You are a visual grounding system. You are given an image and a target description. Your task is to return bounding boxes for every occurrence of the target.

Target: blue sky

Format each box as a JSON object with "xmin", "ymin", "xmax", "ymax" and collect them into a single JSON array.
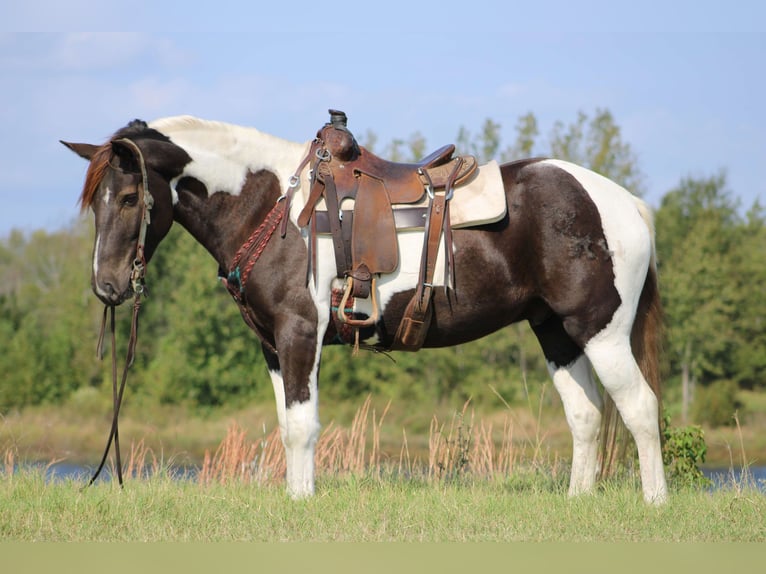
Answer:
[{"xmin": 2, "ymin": 1, "xmax": 764, "ymax": 236}]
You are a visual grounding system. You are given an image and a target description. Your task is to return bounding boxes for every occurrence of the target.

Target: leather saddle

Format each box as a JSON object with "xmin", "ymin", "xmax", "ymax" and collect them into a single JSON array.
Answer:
[{"xmin": 296, "ymin": 110, "xmax": 477, "ymax": 350}]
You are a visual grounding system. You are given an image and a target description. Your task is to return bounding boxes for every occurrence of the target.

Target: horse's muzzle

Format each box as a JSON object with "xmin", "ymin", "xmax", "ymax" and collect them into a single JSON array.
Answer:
[{"xmin": 93, "ymin": 277, "xmax": 133, "ymax": 306}]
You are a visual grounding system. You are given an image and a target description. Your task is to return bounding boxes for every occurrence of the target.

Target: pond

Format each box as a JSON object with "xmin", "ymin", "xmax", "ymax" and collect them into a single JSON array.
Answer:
[
  {"xmin": 702, "ymin": 465, "xmax": 766, "ymax": 491},
  {"xmin": 20, "ymin": 462, "xmax": 766, "ymax": 492}
]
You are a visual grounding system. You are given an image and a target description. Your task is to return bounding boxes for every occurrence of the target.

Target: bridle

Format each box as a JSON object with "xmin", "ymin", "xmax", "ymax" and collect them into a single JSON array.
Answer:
[{"xmin": 85, "ymin": 138, "xmax": 153, "ymax": 488}]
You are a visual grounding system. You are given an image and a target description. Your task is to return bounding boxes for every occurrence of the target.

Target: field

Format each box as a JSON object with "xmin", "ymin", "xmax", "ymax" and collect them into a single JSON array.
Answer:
[
  {"xmin": 2, "ymin": 396, "xmax": 765, "ymax": 542},
  {"xmin": 2, "ymin": 465, "xmax": 765, "ymax": 542}
]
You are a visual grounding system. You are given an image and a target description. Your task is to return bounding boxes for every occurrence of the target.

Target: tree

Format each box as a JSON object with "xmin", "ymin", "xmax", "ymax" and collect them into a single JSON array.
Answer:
[
  {"xmin": 729, "ymin": 203, "xmax": 766, "ymax": 390},
  {"xmin": 502, "ymin": 112, "xmax": 539, "ymax": 161},
  {"xmin": 135, "ymin": 225, "xmax": 269, "ymax": 408},
  {"xmin": 455, "ymin": 119, "xmax": 502, "ymax": 163},
  {"xmin": 0, "ymin": 223, "xmax": 103, "ymax": 411},
  {"xmin": 549, "ymin": 108, "xmax": 645, "ymax": 195},
  {"xmin": 655, "ymin": 173, "xmax": 744, "ymax": 422}
]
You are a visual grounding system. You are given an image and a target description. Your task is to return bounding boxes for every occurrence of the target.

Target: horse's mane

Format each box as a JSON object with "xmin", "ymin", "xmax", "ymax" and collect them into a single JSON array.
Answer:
[
  {"xmin": 149, "ymin": 115, "xmax": 221, "ymax": 133},
  {"xmin": 78, "ymin": 116, "xmax": 301, "ymax": 211}
]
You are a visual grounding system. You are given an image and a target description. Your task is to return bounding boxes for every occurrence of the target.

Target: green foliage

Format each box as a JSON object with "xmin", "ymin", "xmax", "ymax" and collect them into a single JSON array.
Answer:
[
  {"xmin": 455, "ymin": 119, "xmax": 502, "ymax": 163},
  {"xmin": 505, "ymin": 112, "xmax": 539, "ymax": 159},
  {"xmin": 690, "ymin": 380, "xmax": 742, "ymax": 428},
  {"xmin": 661, "ymin": 416, "xmax": 711, "ymax": 488},
  {"xmin": 0, "ymin": 224, "xmax": 103, "ymax": 411},
  {"xmin": 133, "ymin": 225, "xmax": 269, "ymax": 408},
  {"xmin": 549, "ymin": 108, "xmax": 646, "ymax": 195},
  {"xmin": 656, "ymin": 173, "xmax": 765, "ymax": 409}
]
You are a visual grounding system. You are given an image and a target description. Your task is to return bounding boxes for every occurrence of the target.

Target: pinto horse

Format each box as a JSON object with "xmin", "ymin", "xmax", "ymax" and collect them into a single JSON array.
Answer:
[{"xmin": 62, "ymin": 115, "xmax": 668, "ymax": 503}]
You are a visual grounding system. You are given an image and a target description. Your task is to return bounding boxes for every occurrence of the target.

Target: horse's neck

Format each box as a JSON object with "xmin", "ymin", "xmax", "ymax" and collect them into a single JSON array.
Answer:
[
  {"xmin": 155, "ymin": 118, "xmax": 310, "ymax": 266},
  {"xmin": 152, "ymin": 118, "xmax": 309, "ymax": 201}
]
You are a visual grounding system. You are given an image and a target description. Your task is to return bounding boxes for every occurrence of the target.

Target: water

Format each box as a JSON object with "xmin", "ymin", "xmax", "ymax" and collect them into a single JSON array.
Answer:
[
  {"xmin": 24, "ymin": 461, "xmax": 197, "ymax": 483},
  {"xmin": 702, "ymin": 465, "xmax": 766, "ymax": 491},
  {"xmin": 19, "ymin": 462, "xmax": 766, "ymax": 492}
]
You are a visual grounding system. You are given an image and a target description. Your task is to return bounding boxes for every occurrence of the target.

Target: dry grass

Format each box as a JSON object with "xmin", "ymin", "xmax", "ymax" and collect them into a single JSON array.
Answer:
[{"xmin": 195, "ymin": 396, "xmax": 530, "ymax": 486}]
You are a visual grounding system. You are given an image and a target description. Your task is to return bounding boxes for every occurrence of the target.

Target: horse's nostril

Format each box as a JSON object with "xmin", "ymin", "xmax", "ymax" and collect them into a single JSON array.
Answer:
[
  {"xmin": 94, "ymin": 279, "xmax": 124, "ymax": 305},
  {"xmin": 103, "ymin": 281, "xmax": 116, "ymax": 297}
]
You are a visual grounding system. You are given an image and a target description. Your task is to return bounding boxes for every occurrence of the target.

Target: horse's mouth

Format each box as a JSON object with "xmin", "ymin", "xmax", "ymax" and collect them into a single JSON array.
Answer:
[{"xmin": 93, "ymin": 283, "xmax": 134, "ymax": 307}]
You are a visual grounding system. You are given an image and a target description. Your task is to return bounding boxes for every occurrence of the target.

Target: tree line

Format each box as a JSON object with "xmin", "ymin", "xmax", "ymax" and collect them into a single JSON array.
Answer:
[{"xmin": 1, "ymin": 109, "xmax": 763, "ymax": 426}]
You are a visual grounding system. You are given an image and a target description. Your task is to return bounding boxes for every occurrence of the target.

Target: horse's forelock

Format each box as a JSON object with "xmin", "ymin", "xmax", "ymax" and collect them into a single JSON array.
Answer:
[
  {"xmin": 79, "ymin": 143, "xmax": 113, "ymax": 212},
  {"xmin": 79, "ymin": 120, "xmax": 155, "ymax": 212}
]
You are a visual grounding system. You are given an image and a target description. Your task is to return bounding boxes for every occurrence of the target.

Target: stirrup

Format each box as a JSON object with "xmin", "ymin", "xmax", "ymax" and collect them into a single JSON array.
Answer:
[{"xmin": 337, "ymin": 276, "xmax": 379, "ymax": 327}]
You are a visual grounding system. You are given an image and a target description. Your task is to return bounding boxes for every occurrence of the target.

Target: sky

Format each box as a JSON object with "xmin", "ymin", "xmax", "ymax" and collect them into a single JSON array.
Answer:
[{"xmin": 2, "ymin": 1, "xmax": 765, "ymax": 237}]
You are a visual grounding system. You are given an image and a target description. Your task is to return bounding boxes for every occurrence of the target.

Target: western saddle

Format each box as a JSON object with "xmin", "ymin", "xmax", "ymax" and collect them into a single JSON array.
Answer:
[{"xmin": 294, "ymin": 110, "xmax": 477, "ymax": 351}]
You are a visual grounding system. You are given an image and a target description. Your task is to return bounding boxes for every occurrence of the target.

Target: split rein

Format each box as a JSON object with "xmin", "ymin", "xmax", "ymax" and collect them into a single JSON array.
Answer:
[
  {"xmin": 84, "ymin": 138, "xmax": 151, "ymax": 489},
  {"xmin": 87, "ymin": 298, "xmax": 142, "ymax": 488}
]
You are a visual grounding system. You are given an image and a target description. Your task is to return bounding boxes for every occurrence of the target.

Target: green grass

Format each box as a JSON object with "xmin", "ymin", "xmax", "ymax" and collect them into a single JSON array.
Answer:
[
  {"xmin": 2, "ymin": 468, "xmax": 764, "ymax": 542},
  {"xmin": 3, "ymin": 393, "xmax": 765, "ymax": 543}
]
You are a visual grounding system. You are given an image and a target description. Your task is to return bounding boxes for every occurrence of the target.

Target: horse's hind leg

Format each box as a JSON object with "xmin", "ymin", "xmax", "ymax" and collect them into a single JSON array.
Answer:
[
  {"xmin": 532, "ymin": 318, "xmax": 602, "ymax": 496},
  {"xmin": 546, "ymin": 355, "xmax": 603, "ymax": 495},
  {"xmin": 584, "ymin": 332, "xmax": 667, "ymax": 504}
]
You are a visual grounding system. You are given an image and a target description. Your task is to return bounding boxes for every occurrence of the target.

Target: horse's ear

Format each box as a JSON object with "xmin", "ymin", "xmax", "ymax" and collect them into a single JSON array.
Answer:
[
  {"xmin": 61, "ymin": 141, "xmax": 99, "ymax": 161},
  {"xmin": 109, "ymin": 139, "xmax": 141, "ymax": 172}
]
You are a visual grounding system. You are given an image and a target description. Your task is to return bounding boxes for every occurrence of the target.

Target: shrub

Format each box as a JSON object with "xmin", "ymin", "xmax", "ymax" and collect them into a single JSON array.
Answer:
[{"xmin": 661, "ymin": 415, "xmax": 711, "ymax": 488}]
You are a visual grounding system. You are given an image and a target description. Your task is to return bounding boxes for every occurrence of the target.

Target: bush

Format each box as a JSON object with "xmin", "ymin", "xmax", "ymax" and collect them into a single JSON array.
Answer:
[{"xmin": 661, "ymin": 415, "xmax": 711, "ymax": 488}]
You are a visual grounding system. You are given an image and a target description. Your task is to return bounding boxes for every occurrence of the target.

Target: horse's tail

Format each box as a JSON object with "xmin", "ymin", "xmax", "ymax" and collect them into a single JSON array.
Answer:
[{"xmin": 600, "ymin": 198, "xmax": 664, "ymax": 477}]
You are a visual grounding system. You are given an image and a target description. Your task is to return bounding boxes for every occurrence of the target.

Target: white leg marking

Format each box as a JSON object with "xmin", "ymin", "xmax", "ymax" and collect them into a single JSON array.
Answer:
[
  {"xmin": 268, "ymin": 369, "xmax": 287, "ymax": 437},
  {"xmin": 585, "ymin": 332, "xmax": 668, "ymax": 504},
  {"xmin": 269, "ymin": 361, "xmax": 322, "ymax": 499},
  {"xmin": 283, "ymin": 398, "xmax": 320, "ymax": 499},
  {"xmin": 548, "ymin": 355, "xmax": 603, "ymax": 496},
  {"xmin": 269, "ymin": 367, "xmax": 321, "ymax": 499}
]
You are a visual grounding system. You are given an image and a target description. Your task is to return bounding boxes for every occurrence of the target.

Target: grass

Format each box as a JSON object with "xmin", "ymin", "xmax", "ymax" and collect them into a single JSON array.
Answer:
[
  {"xmin": 2, "ymin": 396, "xmax": 765, "ymax": 542},
  {"xmin": 2, "ymin": 467, "xmax": 764, "ymax": 541}
]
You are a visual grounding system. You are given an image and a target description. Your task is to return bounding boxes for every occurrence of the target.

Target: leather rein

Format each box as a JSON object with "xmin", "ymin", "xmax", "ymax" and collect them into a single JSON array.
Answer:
[{"xmin": 85, "ymin": 138, "xmax": 152, "ymax": 488}]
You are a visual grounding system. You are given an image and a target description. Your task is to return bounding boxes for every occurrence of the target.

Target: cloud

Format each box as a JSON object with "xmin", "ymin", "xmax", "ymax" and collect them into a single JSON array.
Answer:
[
  {"xmin": 52, "ymin": 33, "xmax": 147, "ymax": 71},
  {"xmin": 0, "ymin": 33, "xmax": 193, "ymax": 74}
]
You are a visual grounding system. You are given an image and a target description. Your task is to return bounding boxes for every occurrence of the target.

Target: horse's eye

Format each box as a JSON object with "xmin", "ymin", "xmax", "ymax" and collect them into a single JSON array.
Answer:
[{"xmin": 121, "ymin": 193, "xmax": 139, "ymax": 207}]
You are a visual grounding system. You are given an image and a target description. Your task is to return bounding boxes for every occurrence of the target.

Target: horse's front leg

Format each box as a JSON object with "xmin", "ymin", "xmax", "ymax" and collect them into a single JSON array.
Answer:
[{"xmin": 262, "ymin": 317, "xmax": 323, "ymax": 499}]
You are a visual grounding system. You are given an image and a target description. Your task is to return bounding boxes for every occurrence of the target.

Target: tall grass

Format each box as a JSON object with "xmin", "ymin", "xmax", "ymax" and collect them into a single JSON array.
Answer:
[{"xmin": 195, "ymin": 396, "xmax": 537, "ymax": 486}]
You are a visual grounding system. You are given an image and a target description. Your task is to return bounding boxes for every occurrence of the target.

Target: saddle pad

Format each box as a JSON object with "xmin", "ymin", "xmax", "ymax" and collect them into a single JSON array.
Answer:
[{"xmin": 296, "ymin": 158, "xmax": 506, "ymax": 230}]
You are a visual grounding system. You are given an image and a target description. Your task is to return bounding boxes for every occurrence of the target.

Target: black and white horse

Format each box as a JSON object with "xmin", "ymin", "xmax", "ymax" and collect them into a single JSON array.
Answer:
[{"xmin": 63, "ymin": 115, "xmax": 667, "ymax": 503}]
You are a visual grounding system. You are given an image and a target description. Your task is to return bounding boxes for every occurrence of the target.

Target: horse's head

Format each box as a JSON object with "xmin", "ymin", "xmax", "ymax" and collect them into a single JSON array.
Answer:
[{"xmin": 62, "ymin": 120, "xmax": 189, "ymax": 305}]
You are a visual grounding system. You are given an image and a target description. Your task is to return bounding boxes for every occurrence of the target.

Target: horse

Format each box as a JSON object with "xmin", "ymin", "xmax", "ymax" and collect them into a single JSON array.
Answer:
[{"xmin": 61, "ymin": 114, "xmax": 668, "ymax": 503}]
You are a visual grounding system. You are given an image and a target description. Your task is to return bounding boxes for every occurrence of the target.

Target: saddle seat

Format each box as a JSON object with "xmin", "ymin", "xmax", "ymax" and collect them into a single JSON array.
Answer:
[{"xmin": 348, "ymin": 143, "xmax": 476, "ymax": 204}]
